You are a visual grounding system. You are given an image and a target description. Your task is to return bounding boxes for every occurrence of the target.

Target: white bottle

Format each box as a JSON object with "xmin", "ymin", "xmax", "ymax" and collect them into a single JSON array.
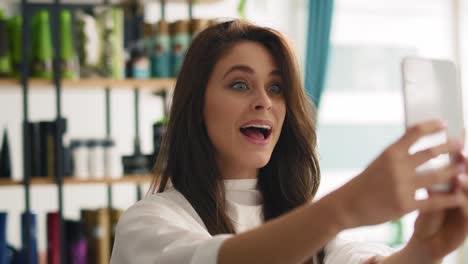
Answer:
[
  {"xmin": 103, "ymin": 138, "xmax": 122, "ymax": 179},
  {"xmin": 70, "ymin": 140, "xmax": 89, "ymax": 179},
  {"xmin": 88, "ymin": 139, "xmax": 105, "ymax": 179}
]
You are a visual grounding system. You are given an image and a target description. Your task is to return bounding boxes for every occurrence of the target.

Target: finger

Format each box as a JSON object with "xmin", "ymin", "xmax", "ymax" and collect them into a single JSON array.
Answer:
[
  {"xmin": 414, "ymin": 191, "xmax": 464, "ymax": 213},
  {"xmin": 398, "ymin": 119, "xmax": 446, "ymax": 149},
  {"xmin": 411, "ymin": 139, "xmax": 463, "ymax": 167},
  {"xmin": 460, "ymin": 153, "xmax": 468, "ymax": 175},
  {"xmin": 413, "ymin": 163, "xmax": 465, "ymax": 189},
  {"xmin": 457, "ymin": 174, "xmax": 468, "ymax": 192},
  {"xmin": 413, "ymin": 210, "xmax": 444, "ymax": 239},
  {"xmin": 455, "ymin": 175, "xmax": 468, "ymax": 217},
  {"xmin": 452, "ymin": 151, "xmax": 465, "ymax": 164}
]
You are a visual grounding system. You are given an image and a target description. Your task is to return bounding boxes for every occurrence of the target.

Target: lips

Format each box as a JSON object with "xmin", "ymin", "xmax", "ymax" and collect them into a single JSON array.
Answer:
[{"xmin": 240, "ymin": 120, "xmax": 273, "ymax": 145}]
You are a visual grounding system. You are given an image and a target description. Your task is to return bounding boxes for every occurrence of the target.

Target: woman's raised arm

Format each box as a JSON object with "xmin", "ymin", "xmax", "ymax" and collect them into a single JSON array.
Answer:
[{"xmin": 219, "ymin": 119, "xmax": 466, "ymax": 264}]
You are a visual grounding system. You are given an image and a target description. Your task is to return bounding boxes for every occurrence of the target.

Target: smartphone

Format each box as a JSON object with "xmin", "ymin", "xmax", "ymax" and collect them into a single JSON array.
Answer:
[{"xmin": 401, "ymin": 57, "xmax": 465, "ymax": 191}]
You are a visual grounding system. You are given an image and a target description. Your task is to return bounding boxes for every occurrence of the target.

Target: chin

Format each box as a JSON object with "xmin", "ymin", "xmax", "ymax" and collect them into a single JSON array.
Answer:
[{"xmin": 241, "ymin": 153, "xmax": 272, "ymax": 169}]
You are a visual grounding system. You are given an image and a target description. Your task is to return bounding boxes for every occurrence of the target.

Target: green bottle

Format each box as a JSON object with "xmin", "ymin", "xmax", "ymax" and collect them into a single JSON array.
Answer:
[
  {"xmin": 388, "ymin": 218, "xmax": 403, "ymax": 247},
  {"xmin": 32, "ymin": 10, "xmax": 53, "ymax": 79},
  {"xmin": 7, "ymin": 15, "xmax": 21, "ymax": 77},
  {"xmin": 31, "ymin": 12, "xmax": 39, "ymax": 71},
  {"xmin": 60, "ymin": 10, "xmax": 77, "ymax": 79},
  {"xmin": 98, "ymin": 7, "xmax": 124, "ymax": 78},
  {"xmin": 0, "ymin": 9, "xmax": 12, "ymax": 77}
]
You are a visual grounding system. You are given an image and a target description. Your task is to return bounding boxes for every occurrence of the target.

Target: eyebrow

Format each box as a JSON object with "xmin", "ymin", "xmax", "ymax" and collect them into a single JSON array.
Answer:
[{"xmin": 223, "ymin": 64, "xmax": 281, "ymax": 79}]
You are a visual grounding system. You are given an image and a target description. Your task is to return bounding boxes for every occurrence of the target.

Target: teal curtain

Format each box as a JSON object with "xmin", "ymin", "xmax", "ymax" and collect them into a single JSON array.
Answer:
[{"xmin": 305, "ymin": 0, "xmax": 334, "ymax": 108}]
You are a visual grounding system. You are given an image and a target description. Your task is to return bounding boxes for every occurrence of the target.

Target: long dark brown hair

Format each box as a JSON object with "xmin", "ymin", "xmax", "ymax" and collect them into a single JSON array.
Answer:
[{"xmin": 150, "ymin": 19, "xmax": 322, "ymax": 262}]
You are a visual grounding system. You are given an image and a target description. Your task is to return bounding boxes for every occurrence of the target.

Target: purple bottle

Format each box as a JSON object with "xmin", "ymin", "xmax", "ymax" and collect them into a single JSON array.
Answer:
[{"xmin": 65, "ymin": 220, "xmax": 87, "ymax": 264}]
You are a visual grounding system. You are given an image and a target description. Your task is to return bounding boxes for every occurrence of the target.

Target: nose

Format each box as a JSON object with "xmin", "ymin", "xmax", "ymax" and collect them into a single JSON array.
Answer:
[{"xmin": 252, "ymin": 88, "xmax": 272, "ymax": 111}]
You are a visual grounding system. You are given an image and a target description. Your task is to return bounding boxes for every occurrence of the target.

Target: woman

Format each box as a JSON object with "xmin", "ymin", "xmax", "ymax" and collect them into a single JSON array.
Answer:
[{"xmin": 110, "ymin": 20, "xmax": 468, "ymax": 264}]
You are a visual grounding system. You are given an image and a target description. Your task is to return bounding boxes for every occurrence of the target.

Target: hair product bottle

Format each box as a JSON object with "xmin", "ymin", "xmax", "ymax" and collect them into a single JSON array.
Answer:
[
  {"xmin": 8, "ymin": 15, "xmax": 22, "ymax": 77},
  {"xmin": 66, "ymin": 220, "xmax": 87, "ymax": 264},
  {"xmin": 0, "ymin": 10, "xmax": 12, "ymax": 77},
  {"xmin": 151, "ymin": 20, "xmax": 170, "ymax": 78},
  {"xmin": 126, "ymin": 44, "xmax": 149, "ymax": 79},
  {"xmin": 170, "ymin": 20, "xmax": 190, "ymax": 77},
  {"xmin": 60, "ymin": 10, "xmax": 78, "ymax": 79},
  {"xmin": 0, "ymin": 212, "xmax": 7, "ymax": 264},
  {"xmin": 21, "ymin": 212, "xmax": 38, "ymax": 264},
  {"xmin": 32, "ymin": 10, "xmax": 53, "ymax": 79},
  {"xmin": 190, "ymin": 18, "xmax": 209, "ymax": 39},
  {"xmin": 0, "ymin": 128, "xmax": 12, "ymax": 178}
]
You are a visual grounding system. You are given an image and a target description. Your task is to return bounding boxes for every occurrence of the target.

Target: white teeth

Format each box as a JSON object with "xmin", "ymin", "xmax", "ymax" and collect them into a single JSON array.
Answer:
[{"xmin": 241, "ymin": 124, "xmax": 272, "ymax": 130}]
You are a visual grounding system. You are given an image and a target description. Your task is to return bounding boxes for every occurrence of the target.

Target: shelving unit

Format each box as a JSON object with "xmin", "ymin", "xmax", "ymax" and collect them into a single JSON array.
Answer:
[
  {"xmin": 0, "ymin": 0, "xmax": 191, "ymax": 262},
  {"xmin": 0, "ymin": 174, "xmax": 154, "ymax": 186},
  {"xmin": 0, "ymin": 78, "xmax": 176, "ymax": 91}
]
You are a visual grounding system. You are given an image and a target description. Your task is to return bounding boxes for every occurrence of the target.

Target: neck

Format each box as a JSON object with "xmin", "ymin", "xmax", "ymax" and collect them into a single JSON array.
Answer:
[{"xmin": 218, "ymin": 159, "xmax": 258, "ymax": 180}]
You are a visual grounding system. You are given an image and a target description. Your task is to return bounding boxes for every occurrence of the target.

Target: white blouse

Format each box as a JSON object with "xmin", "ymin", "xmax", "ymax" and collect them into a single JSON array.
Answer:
[{"xmin": 110, "ymin": 179, "xmax": 394, "ymax": 264}]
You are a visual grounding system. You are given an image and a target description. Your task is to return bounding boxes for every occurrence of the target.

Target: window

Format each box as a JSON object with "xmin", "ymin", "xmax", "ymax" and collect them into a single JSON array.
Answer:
[
  {"xmin": 317, "ymin": 1, "xmax": 460, "ymax": 258},
  {"xmin": 318, "ymin": 0, "xmax": 454, "ymax": 172}
]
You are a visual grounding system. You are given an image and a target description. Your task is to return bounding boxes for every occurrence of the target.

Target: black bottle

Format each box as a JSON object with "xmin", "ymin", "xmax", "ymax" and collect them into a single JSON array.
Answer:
[{"xmin": 0, "ymin": 128, "xmax": 12, "ymax": 178}]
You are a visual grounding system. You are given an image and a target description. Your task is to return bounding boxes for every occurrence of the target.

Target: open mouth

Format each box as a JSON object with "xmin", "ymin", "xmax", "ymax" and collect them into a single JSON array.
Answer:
[{"xmin": 240, "ymin": 125, "xmax": 272, "ymax": 140}]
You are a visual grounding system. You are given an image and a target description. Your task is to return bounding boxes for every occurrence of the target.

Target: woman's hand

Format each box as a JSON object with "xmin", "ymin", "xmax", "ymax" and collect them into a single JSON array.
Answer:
[
  {"xmin": 379, "ymin": 189, "xmax": 468, "ymax": 264},
  {"xmin": 402, "ymin": 152, "xmax": 468, "ymax": 263},
  {"xmin": 331, "ymin": 119, "xmax": 466, "ymax": 229}
]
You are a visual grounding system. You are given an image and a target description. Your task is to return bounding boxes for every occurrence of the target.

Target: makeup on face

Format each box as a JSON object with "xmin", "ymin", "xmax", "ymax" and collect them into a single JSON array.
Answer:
[
  {"xmin": 222, "ymin": 65, "xmax": 282, "ymax": 147},
  {"xmin": 203, "ymin": 41, "xmax": 287, "ymax": 177}
]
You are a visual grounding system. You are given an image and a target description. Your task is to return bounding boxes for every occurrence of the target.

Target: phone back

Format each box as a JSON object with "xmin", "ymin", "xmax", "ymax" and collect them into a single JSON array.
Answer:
[
  {"xmin": 402, "ymin": 57, "xmax": 464, "ymax": 139},
  {"xmin": 401, "ymin": 57, "xmax": 465, "ymax": 191}
]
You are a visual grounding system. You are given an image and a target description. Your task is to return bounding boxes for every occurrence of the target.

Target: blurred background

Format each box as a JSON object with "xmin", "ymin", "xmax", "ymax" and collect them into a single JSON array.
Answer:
[{"xmin": 0, "ymin": 0, "xmax": 467, "ymax": 263}]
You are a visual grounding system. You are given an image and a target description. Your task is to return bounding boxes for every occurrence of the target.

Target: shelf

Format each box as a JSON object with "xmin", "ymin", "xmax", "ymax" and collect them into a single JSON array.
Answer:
[
  {"xmin": 0, "ymin": 78, "xmax": 176, "ymax": 92},
  {"xmin": 0, "ymin": 174, "xmax": 154, "ymax": 186},
  {"xmin": 4, "ymin": 0, "xmax": 223, "ymax": 4}
]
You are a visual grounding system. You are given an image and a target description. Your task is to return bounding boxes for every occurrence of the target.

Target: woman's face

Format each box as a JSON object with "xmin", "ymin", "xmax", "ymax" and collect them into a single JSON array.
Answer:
[{"xmin": 204, "ymin": 41, "xmax": 286, "ymax": 179}]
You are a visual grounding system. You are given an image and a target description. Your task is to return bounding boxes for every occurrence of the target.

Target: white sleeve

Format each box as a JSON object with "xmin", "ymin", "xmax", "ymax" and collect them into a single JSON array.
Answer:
[
  {"xmin": 110, "ymin": 199, "xmax": 233, "ymax": 264},
  {"xmin": 324, "ymin": 237, "xmax": 396, "ymax": 264}
]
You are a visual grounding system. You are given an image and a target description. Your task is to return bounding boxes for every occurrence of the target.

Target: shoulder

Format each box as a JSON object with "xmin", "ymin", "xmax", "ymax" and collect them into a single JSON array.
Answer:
[
  {"xmin": 111, "ymin": 187, "xmax": 231, "ymax": 264},
  {"xmin": 117, "ymin": 187, "xmax": 207, "ymax": 233}
]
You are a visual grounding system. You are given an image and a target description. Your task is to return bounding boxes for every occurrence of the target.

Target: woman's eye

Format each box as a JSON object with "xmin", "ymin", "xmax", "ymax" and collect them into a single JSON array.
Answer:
[
  {"xmin": 231, "ymin": 81, "xmax": 249, "ymax": 91},
  {"xmin": 268, "ymin": 84, "xmax": 282, "ymax": 94}
]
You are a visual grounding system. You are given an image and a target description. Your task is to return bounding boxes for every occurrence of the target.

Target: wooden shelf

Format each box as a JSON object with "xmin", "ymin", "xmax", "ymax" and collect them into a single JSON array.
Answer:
[
  {"xmin": 0, "ymin": 178, "xmax": 20, "ymax": 186},
  {"xmin": 4, "ymin": 0, "xmax": 222, "ymax": 4},
  {"xmin": 0, "ymin": 78, "xmax": 176, "ymax": 92},
  {"xmin": 0, "ymin": 174, "xmax": 154, "ymax": 186}
]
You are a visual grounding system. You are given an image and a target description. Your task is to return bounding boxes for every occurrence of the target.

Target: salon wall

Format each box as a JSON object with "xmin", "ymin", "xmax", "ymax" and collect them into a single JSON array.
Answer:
[
  {"xmin": 1, "ymin": 1, "xmax": 467, "ymax": 263},
  {"xmin": 0, "ymin": 0, "xmax": 309, "ymax": 253}
]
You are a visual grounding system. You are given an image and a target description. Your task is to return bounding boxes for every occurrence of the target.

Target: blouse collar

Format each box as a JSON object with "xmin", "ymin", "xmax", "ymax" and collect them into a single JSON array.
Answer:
[{"xmin": 223, "ymin": 178, "xmax": 258, "ymax": 191}]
